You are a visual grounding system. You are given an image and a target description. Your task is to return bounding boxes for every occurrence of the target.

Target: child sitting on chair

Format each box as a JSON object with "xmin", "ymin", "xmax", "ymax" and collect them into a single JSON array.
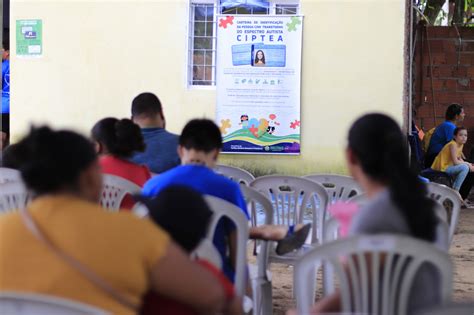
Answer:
[
  {"xmin": 431, "ymin": 127, "xmax": 474, "ymax": 191},
  {"xmin": 135, "ymin": 185, "xmax": 241, "ymax": 315}
]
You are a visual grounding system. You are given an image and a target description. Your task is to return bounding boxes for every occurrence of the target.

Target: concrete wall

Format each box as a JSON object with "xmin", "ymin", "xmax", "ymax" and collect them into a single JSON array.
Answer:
[{"xmin": 10, "ymin": 0, "xmax": 406, "ymax": 175}]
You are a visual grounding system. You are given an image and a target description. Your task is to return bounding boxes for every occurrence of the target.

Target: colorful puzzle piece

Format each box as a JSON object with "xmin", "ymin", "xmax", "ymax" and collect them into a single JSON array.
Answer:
[
  {"xmin": 290, "ymin": 120, "xmax": 301, "ymax": 129},
  {"xmin": 219, "ymin": 119, "xmax": 232, "ymax": 135},
  {"xmin": 249, "ymin": 124, "xmax": 259, "ymax": 138},
  {"xmin": 219, "ymin": 16, "xmax": 234, "ymax": 29},
  {"xmin": 286, "ymin": 17, "xmax": 301, "ymax": 32}
]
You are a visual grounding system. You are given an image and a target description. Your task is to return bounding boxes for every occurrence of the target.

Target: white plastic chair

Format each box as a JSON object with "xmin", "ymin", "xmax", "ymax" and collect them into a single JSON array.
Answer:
[
  {"xmin": 0, "ymin": 181, "xmax": 30, "ymax": 214},
  {"xmin": 250, "ymin": 176, "xmax": 328, "ymax": 301},
  {"xmin": 100, "ymin": 174, "xmax": 142, "ymax": 211},
  {"xmin": 214, "ymin": 164, "xmax": 255, "ymax": 186},
  {"xmin": 0, "ymin": 167, "xmax": 22, "ymax": 184},
  {"xmin": 250, "ymin": 175, "xmax": 329, "ymax": 246},
  {"xmin": 204, "ymin": 195, "xmax": 249, "ymax": 297},
  {"xmin": 192, "ymin": 239, "xmax": 223, "ymax": 270},
  {"xmin": 426, "ymin": 182, "xmax": 462, "ymax": 244},
  {"xmin": 240, "ymin": 185, "xmax": 273, "ymax": 315},
  {"xmin": 0, "ymin": 292, "xmax": 109, "ymax": 315},
  {"xmin": 304, "ymin": 174, "xmax": 363, "ymax": 203},
  {"xmin": 419, "ymin": 303, "xmax": 474, "ymax": 315},
  {"xmin": 295, "ymin": 234, "xmax": 453, "ymax": 315}
]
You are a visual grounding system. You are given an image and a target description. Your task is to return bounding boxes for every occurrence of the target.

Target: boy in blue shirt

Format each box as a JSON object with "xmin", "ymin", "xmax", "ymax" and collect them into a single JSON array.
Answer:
[{"xmin": 142, "ymin": 119, "xmax": 310, "ymax": 282}]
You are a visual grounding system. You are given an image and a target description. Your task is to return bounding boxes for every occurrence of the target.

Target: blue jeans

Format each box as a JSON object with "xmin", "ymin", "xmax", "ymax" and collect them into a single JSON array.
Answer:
[{"xmin": 445, "ymin": 164, "xmax": 469, "ymax": 191}]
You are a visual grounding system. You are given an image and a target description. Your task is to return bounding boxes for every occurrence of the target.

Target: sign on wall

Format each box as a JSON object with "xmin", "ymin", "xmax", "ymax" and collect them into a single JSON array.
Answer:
[
  {"xmin": 16, "ymin": 19, "xmax": 43, "ymax": 58},
  {"xmin": 216, "ymin": 15, "xmax": 303, "ymax": 154}
]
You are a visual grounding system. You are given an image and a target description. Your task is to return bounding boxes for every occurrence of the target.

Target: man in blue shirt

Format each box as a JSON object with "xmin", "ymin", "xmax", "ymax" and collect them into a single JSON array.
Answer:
[
  {"xmin": 426, "ymin": 103, "xmax": 465, "ymax": 167},
  {"xmin": 1, "ymin": 40, "xmax": 10, "ymax": 148},
  {"xmin": 130, "ymin": 92, "xmax": 180, "ymax": 174},
  {"xmin": 426, "ymin": 103, "xmax": 474, "ymax": 199}
]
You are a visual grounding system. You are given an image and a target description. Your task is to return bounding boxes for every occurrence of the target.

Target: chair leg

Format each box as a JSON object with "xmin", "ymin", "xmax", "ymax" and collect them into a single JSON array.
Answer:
[
  {"xmin": 252, "ymin": 279, "xmax": 272, "ymax": 315},
  {"xmin": 294, "ymin": 266, "xmax": 317, "ymax": 303},
  {"xmin": 261, "ymin": 281, "xmax": 273, "ymax": 315}
]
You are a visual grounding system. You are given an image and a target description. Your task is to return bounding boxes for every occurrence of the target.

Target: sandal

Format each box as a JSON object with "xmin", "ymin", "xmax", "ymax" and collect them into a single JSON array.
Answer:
[{"xmin": 275, "ymin": 223, "xmax": 311, "ymax": 255}]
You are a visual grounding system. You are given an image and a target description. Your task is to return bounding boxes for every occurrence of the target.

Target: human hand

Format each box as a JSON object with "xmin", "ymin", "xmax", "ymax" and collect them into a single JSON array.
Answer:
[{"xmin": 469, "ymin": 164, "xmax": 474, "ymax": 172}]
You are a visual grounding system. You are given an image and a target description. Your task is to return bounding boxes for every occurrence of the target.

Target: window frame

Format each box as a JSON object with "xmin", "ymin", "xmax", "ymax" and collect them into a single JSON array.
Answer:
[{"xmin": 187, "ymin": 0, "xmax": 301, "ymax": 88}]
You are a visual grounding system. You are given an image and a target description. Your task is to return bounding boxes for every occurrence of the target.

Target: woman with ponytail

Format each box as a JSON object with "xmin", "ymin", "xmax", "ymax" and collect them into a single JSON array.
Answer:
[
  {"xmin": 91, "ymin": 117, "xmax": 152, "ymax": 209},
  {"xmin": 287, "ymin": 113, "xmax": 440, "ymax": 315}
]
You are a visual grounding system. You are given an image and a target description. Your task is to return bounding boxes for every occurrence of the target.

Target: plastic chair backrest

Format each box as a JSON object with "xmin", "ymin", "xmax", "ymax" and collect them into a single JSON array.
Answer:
[
  {"xmin": 323, "ymin": 217, "xmax": 340, "ymax": 243},
  {"xmin": 0, "ymin": 167, "xmax": 22, "ymax": 184},
  {"xmin": 0, "ymin": 182, "xmax": 30, "ymax": 214},
  {"xmin": 304, "ymin": 174, "xmax": 363, "ymax": 203},
  {"xmin": 295, "ymin": 234, "xmax": 453, "ymax": 315},
  {"xmin": 214, "ymin": 165, "xmax": 255, "ymax": 186},
  {"xmin": 192, "ymin": 239, "xmax": 223, "ymax": 270},
  {"xmin": 250, "ymin": 175, "xmax": 328, "ymax": 244},
  {"xmin": 0, "ymin": 292, "xmax": 109, "ymax": 315},
  {"xmin": 100, "ymin": 174, "xmax": 142, "ymax": 211},
  {"xmin": 426, "ymin": 182, "xmax": 462, "ymax": 243},
  {"xmin": 419, "ymin": 303, "xmax": 474, "ymax": 315},
  {"xmin": 240, "ymin": 185, "xmax": 273, "ymax": 280},
  {"xmin": 204, "ymin": 195, "xmax": 249, "ymax": 296}
]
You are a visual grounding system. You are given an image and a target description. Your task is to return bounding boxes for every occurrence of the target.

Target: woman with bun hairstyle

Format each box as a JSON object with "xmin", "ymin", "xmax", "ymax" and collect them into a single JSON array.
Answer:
[
  {"xmin": 0, "ymin": 126, "xmax": 233, "ymax": 315},
  {"xmin": 91, "ymin": 117, "xmax": 152, "ymax": 209}
]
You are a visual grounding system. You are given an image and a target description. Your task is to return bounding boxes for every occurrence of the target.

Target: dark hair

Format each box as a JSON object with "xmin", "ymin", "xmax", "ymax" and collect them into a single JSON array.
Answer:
[
  {"xmin": 13, "ymin": 126, "xmax": 97, "ymax": 195},
  {"xmin": 254, "ymin": 50, "xmax": 265, "ymax": 64},
  {"xmin": 445, "ymin": 103, "xmax": 463, "ymax": 120},
  {"xmin": 144, "ymin": 186, "xmax": 213, "ymax": 252},
  {"xmin": 2, "ymin": 38, "xmax": 9, "ymax": 51},
  {"xmin": 2, "ymin": 143, "xmax": 28, "ymax": 170},
  {"xmin": 348, "ymin": 113, "xmax": 436, "ymax": 241},
  {"xmin": 131, "ymin": 92, "xmax": 163, "ymax": 118},
  {"xmin": 179, "ymin": 119, "xmax": 222, "ymax": 152},
  {"xmin": 91, "ymin": 118, "xmax": 145, "ymax": 159},
  {"xmin": 453, "ymin": 126, "xmax": 467, "ymax": 136}
]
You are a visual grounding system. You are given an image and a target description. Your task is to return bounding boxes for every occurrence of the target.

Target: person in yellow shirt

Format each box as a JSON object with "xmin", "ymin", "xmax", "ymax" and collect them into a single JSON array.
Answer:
[
  {"xmin": 0, "ymin": 126, "xmax": 240, "ymax": 315},
  {"xmin": 431, "ymin": 127, "xmax": 474, "ymax": 191}
]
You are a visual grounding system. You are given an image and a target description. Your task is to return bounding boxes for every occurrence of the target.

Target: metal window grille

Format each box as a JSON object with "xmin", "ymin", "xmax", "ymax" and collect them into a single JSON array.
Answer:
[{"xmin": 188, "ymin": 1, "xmax": 300, "ymax": 87}]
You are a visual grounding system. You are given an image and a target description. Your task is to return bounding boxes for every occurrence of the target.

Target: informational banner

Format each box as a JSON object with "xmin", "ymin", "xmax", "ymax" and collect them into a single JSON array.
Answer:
[
  {"xmin": 216, "ymin": 15, "xmax": 303, "ymax": 154},
  {"xmin": 16, "ymin": 19, "xmax": 43, "ymax": 58}
]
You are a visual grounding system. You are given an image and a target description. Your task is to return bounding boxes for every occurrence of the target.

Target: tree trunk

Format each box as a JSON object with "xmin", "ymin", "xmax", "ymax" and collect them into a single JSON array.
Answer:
[
  {"xmin": 425, "ymin": 0, "xmax": 448, "ymax": 24},
  {"xmin": 453, "ymin": 0, "xmax": 465, "ymax": 25}
]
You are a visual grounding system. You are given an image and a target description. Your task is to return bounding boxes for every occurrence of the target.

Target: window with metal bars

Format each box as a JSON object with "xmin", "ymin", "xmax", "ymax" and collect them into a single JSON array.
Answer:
[{"xmin": 188, "ymin": 1, "xmax": 300, "ymax": 87}]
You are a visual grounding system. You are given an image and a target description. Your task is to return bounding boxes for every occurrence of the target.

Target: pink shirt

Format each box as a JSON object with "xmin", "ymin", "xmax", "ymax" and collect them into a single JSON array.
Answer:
[{"xmin": 99, "ymin": 155, "xmax": 152, "ymax": 210}]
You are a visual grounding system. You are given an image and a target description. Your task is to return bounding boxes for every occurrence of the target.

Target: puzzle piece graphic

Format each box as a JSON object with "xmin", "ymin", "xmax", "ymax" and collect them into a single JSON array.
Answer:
[
  {"xmin": 219, "ymin": 16, "xmax": 234, "ymax": 29},
  {"xmin": 219, "ymin": 119, "xmax": 232, "ymax": 135},
  {"xmin": 248, "ymin": 124, "xmax": 259, "ymax": 138},
  {"xmin": 286, "ymin": 17, "xmax": 301, "ymax": 32},
  {"xmin": 290, "ymin": 120, "xmax": 301, "ymax": 129}
]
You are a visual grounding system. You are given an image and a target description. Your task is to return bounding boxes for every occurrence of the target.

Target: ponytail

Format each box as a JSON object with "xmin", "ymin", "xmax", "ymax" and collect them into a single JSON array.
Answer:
[
  {"xmin": 349, "ymin": 114, "xmax": 437, "ymax": 242},
  {"xmin": 91, "ymin": 118, "xmax": 145, "ymax": 159}
]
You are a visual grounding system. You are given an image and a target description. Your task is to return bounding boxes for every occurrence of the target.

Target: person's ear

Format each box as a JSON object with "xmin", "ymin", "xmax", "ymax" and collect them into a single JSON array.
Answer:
[
  {"xmin": 94, "ymin": 141, "xmax": 102, "ymax": 154},
  {"xmin": 345, "ymin": 147, "xmax": 358, "ymax": 166},
  {"xmin": 177, "ymin": 145, "xmax": 184, "ymax": 159},
  {"xmin": 212, "ymin": 148, "xmax": 220, "ymax": 161},
  {"xmin": 78, "ymin": 162, "xmax": 103, "ymax": 203}
]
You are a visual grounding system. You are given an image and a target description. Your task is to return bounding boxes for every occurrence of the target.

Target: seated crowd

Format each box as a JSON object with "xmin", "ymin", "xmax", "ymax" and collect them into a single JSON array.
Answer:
[{"xmin": 0, "ymin": 92, "xmax": 457, "ymax": 314}]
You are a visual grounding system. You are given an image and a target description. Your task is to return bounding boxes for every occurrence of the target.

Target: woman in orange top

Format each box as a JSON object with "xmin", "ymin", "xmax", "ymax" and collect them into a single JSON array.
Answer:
[
  {"xmin": 0, "ymin": 126, "xmax": 238, "ymax": 315},
  {"xmin": 92, "ymin": 117, "xmax": 152, "ymax": 209},
  {"xmin": 431, "ymin": 127, "xmax": 474, "ymax": 191}
]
